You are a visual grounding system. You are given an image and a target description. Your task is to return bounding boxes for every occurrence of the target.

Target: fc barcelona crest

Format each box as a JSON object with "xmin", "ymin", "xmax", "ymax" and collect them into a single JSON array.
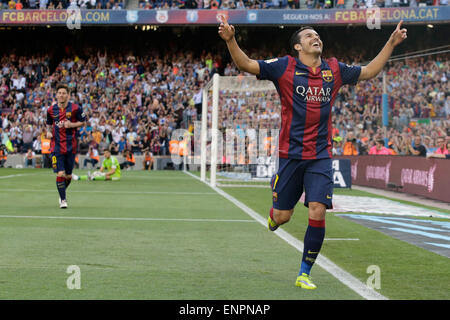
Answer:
[
  {"xmin": 321, "ymin": 70, "xmax": 333, "ymax": 82},
  {"xmin": 156, "ymin": 10, "xmax": 169, "ymax": 23},
  {"xmin": 66, "ymin": 112, "xmax": 72, "ymax": 119}
]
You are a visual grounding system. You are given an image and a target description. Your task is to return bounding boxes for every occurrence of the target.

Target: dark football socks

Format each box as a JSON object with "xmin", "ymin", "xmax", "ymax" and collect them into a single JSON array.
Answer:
[
  {"xmin": 299, "ymin": 218, "xmax": 325, "ymax": 276},
  {"xmin": 56, "ymin": 176, "xmax": 66, "ymax": 201},
  {"xmin": 65, "ymin": 177, "xmax": 72, "ymax": 189}
]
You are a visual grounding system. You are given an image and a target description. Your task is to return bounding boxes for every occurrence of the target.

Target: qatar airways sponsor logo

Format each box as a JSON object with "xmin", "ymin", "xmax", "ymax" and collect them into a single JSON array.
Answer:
[
  {"xmin": 295, "ymin": 86, "xmax": 332, "ymax": 103},
  {"xmin": 55, "ymin": 121, "xmax": 65, "ymax": 128},
  {"xmin": 365, "ymin": 161, "xmax": 391, "ymax": 184},
  {"xmin": 400, "ymin": 165, "xmax": 437, "ymax": 192}
]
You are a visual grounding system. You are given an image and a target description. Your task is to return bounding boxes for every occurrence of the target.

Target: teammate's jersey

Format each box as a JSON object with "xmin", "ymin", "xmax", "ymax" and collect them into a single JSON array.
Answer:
[
  {"xmin": 46, "ymin": 102, "xmax": 86, "ymax": 154},
  {"xmin": 102, "ymin": 156, "xmax": 121, "ymax": 177},
  {"xmin": 258, "ymin": 55, "xmax": 361, "ymax": 160}
]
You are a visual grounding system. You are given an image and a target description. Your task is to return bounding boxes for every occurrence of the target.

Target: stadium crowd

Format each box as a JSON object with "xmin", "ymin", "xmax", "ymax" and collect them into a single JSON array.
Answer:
[
  {"xmin": 138, "ymin": 0, "xmax": 448, "ymax": 10},
  {"xmin": 0, "ymin": 48, "xmax": 217, "ymax": 167},
  {"xmin": 0, "ymin": 28, "xmax": 448, "ymax": 168},
  {"xmin": 1, "ymin": 0, "xmax": 446, "ymax": 9},
  {"xmin": 218, "ymin": 52, "xmax": 449, "ymax": 157},
  {"xmin": 1, "ymin": 0, "xmax": 126, "ymax": 9}
]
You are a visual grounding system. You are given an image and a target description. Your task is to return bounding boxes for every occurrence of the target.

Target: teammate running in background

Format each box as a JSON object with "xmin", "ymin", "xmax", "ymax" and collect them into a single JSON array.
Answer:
[
  {"xmin": 219, "ymin": 17, "xmax": 407, "ymax": 289},
  {"xmin": 73, "ymin": 150, "xmax": 121, "ymax": 181},
  {"xmin": 46, "ymin": 83, "xmax": 86, "ymax": 209}
]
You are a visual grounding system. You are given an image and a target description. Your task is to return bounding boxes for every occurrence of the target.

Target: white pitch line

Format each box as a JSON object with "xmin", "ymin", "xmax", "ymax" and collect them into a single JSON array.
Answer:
[
  {"xmin": 0, "ymin": 215, "xmax": 257, "ymax": 223},
  {"xmin": 0, "ymin": 188, "xmax": 216, "ymax": 195},
  {"xmin": 184, "ymin": 170, "xmax": 387, "ymax": 301},
  {"xmin": 0, "ymin": 173, "xmax": 38, "ymax": 179},
  {"xmin": 218, "ymin": 184, "xmax": 271, "ymax": 188}
]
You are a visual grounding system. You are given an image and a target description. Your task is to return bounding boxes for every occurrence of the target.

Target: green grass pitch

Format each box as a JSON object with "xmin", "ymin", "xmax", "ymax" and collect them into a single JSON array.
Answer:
[{"xmin": 0, "ymin": 168, "xmax": 448, "ymax": 300}]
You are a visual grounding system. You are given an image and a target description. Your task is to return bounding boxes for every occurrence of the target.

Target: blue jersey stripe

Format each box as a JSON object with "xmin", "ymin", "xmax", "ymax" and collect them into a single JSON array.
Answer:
[
  {"xmin": 66, "ymin": 103, "xmax": 73, "ymax": 154},
  {"xmin": 288, "ymin": 59, "xmax": 309, "ymax": 158},
  {"xmin": 316, "ymin": 60, "xmax": 333, "ymax": 158},
  {"xmin": 258, "ymin": 56, "xmax": 351, "ymax": 160},
  {"xmin": 53, "ymin": 105, "xmax": 61, "ymax": 154}
]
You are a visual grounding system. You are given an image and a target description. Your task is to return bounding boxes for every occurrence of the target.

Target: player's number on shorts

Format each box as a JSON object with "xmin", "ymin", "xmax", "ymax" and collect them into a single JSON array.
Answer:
[{"xmin": 52, "ymin": 156, "xmax": 57, "ymax": 169}]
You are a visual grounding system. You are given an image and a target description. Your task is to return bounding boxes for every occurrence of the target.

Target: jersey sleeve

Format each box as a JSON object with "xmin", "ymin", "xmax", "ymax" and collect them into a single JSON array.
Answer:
[
  {"xmin": 76, "ymin": 105, "xmax": 86, "ymax": 122},
  {"xmin": 338, "ymin": 62, "xmax": 361, "ymax": 85},
  {"xmin": 257, "ymin": 56, "xmax": 289, "ymax": 82},
  {"xmin": 46, "ymin": 108, "xmax": 53, "ymax": 125}
]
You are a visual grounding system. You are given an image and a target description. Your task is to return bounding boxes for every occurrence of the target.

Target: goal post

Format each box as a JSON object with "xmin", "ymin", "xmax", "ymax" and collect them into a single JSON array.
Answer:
[{"xmin": 200, "ymin": 74, "xmax": 280, "ymax": 188}]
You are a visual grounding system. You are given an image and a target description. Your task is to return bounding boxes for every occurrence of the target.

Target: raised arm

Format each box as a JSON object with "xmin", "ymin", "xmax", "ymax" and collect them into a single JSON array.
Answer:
[
  {"xmin": 218, "ymin": 15, "xmax": 260, "ymax": 76},
  {"xmin": 359, "ymin": 20, "xmax": 407, "ymax": 81}
]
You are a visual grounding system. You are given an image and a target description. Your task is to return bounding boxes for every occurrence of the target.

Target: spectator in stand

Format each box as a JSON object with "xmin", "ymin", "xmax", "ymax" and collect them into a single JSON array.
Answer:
[
  {"xmin": 39, "ymin": 0, "xmax": 48, "ymax": 8},
  {"xmin": 432, "ymin": 136, "xmax": 449, "ymax": 156},
  {"xmin": 387, "ymin": 141, "xmax": 397, "ymax": 155},
  {"xmin": 369, "ymin": 139, "xmax": 391, "ymax": 155},
  {"xmin": 84, "ymin": 145, "xmax": 100, "ymax": 169},
  {"xmin": 21, "ymin": 125, "xmax": 34, "ymax": 153},
  {"xmin": 0, "ymin": 144, "xmax": 7, "ymax": 167},
  {"xmin": 428, "ymin": 141, "xmax": 450, "ymax": 159},
  {"xmin": 120, "ymin": 149, "xmax": 135, "ymax": 170},
  {"xmin": 143, "ymin": 150, "xmax": 154, "ymax": 170},
  {"xmin": 24, "ymin": 148, "xmax": 36, "ymax": 168},
  {"xmin": 79, "ymin": 135, "xmax": 90, "ymax": 155},
  {"xmin": 408, "ymin": 136, "xmax": 427, "ymax": 157},
  {"xmin": 109, "ymin": 140, "xmax": 119, "ymax": 155},
  {"xmin": 343, "ymin": 132, "xmax": 358, "ymax": 155},
  {"xmin": 118, "ymin": 136, "xmax": 127, "ymax": 154},
  {"xmin": 332, "ymin": 138, "xmax": 344, "ymax": 156},
  {"xmin": 336, "ymin": 0, "xmax": 345, "ymax": 7},
  {"xmin": 28, "ymin": 0, "xmax": 38, "ymax": 8}
]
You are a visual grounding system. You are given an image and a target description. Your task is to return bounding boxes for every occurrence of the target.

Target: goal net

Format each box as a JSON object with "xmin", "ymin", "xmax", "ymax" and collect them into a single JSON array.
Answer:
[{"xmin": 196, "ymin": 74, "xmax": 281, "ymax": 187}]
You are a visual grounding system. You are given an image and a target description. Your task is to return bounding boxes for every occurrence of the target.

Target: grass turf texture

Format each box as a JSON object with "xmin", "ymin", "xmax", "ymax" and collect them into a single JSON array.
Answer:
[{"xmin": 0, "ymin": 168, "xmax": 448, "ymax": 299}]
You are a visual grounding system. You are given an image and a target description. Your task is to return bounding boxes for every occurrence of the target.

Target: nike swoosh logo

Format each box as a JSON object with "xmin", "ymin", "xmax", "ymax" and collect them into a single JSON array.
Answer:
[
  {"xmin": 326, "ymin": 195, "xmax": 332, "ymax": 199},
  {"xmin": 295, "ymin": 72, "xmax": 307, "ymax": 76},
  {"xmin": 307, "ymin": 250, "xmax": 319, "ymax": 254}
]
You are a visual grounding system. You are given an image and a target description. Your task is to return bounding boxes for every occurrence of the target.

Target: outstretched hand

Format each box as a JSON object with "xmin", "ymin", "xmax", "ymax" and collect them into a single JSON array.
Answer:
[
  {"xmin": 389, "ymin": 20, "xmax": 407, "ymax": 47},
  {"xmin": 218, "ymin": 14, "xmax": 235, "ymax": 42}
]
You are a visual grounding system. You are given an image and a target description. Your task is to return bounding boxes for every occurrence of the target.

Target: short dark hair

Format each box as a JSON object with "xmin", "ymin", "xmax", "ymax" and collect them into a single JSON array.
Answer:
[
  {"xmin": 289, "ymin": 26, "xmax": 316, "ymax": 56},
  {"xmin": 56, "ymin": 83, "xmax": 69, "ymax": 93}
]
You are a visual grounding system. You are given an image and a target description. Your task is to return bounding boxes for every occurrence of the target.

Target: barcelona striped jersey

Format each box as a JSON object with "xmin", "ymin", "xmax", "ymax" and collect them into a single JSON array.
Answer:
[
  {"xmin": 46, "ymin": 102, "xmax": 86, "ymax": 154},
  {"xmin": 258, "ymin": 55, "xmax": 361, "ymax": 160}
]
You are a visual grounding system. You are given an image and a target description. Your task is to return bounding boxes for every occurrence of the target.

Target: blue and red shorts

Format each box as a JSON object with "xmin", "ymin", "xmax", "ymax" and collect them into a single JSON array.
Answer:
[
  {"xmin": 270, "ymin": 158, "xmax": 333, "ymax": 210},
  {"xmin": 51, "ymin": 153, "xmax": 76, "ymax": 175}
]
